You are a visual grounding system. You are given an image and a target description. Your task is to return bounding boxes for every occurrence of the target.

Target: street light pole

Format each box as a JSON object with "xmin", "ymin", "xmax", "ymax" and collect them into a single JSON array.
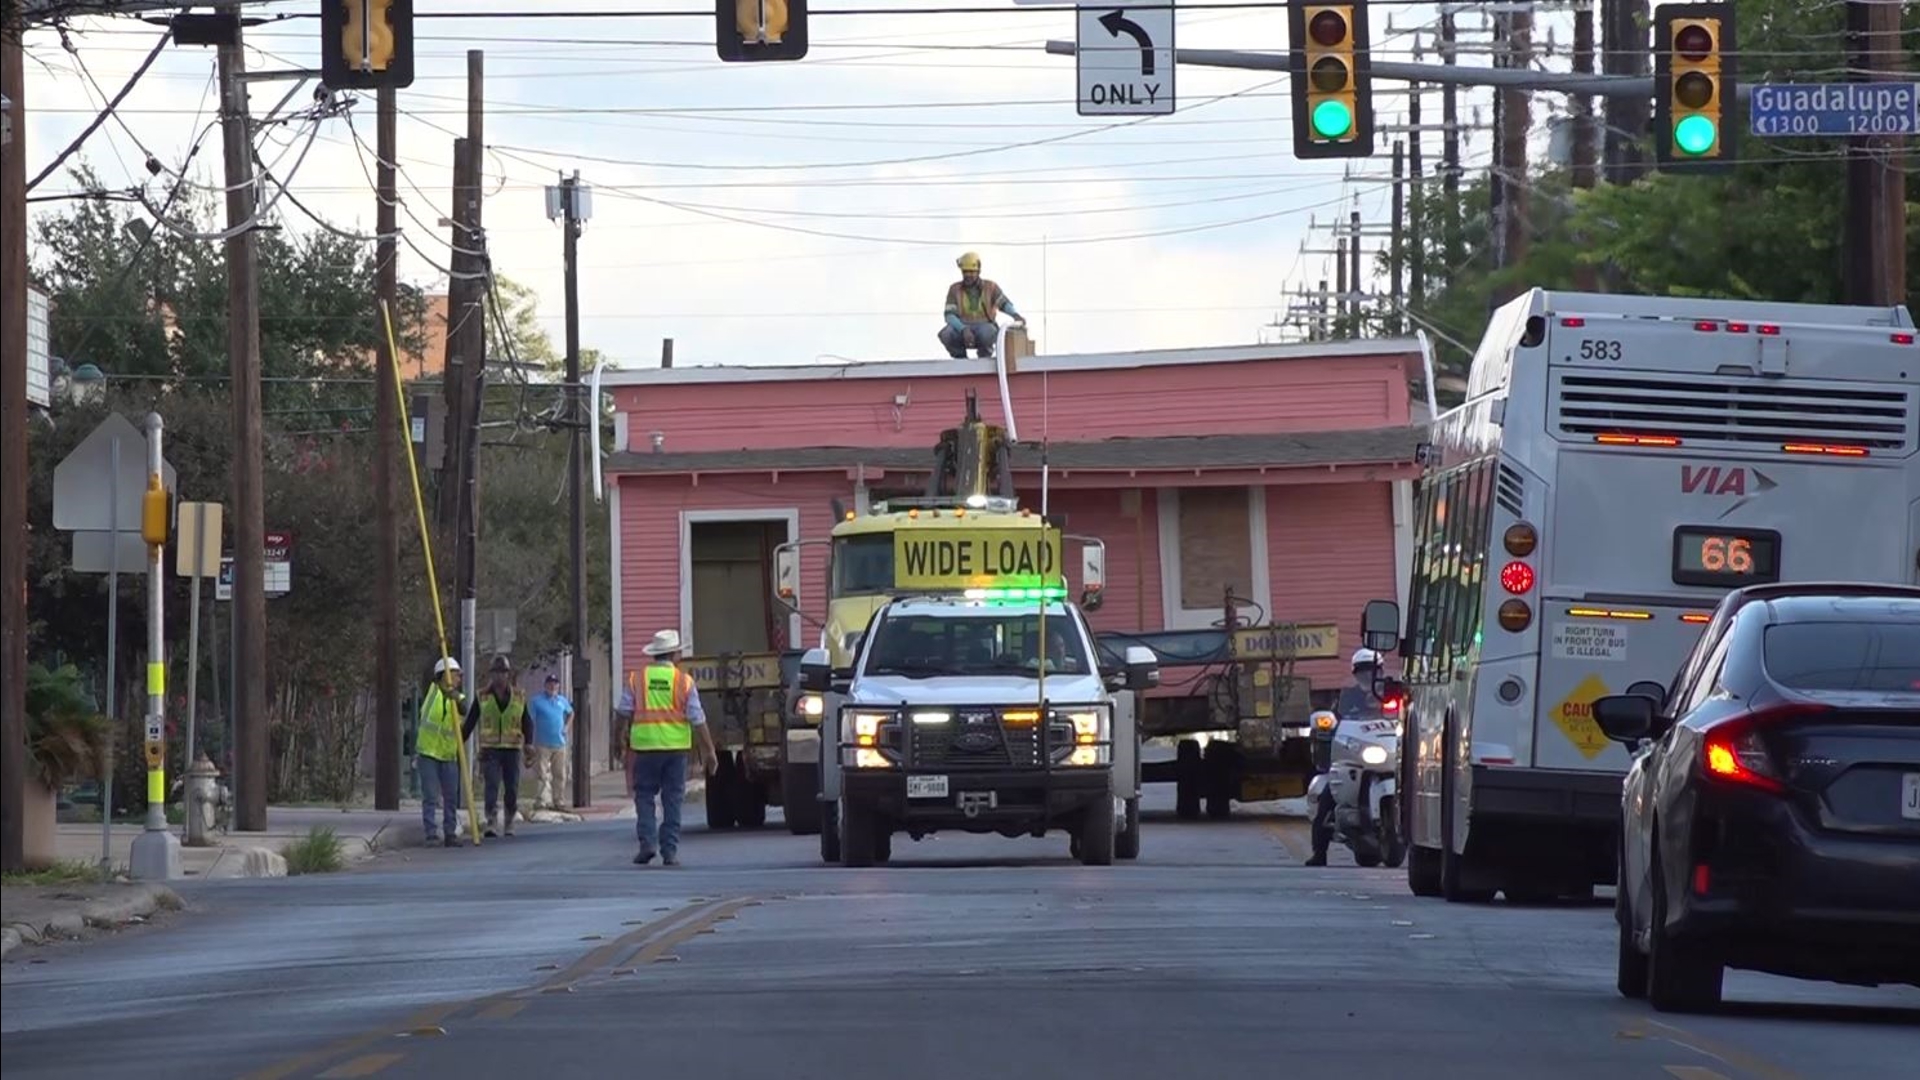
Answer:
[
  {"xmin": 130, "ymin": 413, "xmax": 180, "ymax": 880},
  {"xmin": 546, "ymin": 171, "xmax": 593, "ymax": 808}
]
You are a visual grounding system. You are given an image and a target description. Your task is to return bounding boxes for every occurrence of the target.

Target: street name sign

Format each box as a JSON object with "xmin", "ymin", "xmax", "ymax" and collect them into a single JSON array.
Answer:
[
  {"xmin": 1076, "ymin": 6, "xmax": 1176, "ymax": 117},
  {"xmin": 1750, "ymin": 82, "xmax": 1919, "ymax": 138}
]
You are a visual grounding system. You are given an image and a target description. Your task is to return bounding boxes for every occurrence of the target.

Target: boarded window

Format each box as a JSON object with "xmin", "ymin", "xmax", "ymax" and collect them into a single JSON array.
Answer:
[{"xmin": 1177, "ymin": 488, "xmax": 1252, "ymax": 610}]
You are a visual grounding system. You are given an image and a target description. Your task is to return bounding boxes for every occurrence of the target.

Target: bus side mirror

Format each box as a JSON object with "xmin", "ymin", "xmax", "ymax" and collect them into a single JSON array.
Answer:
[
  {"xmin": 799, "ymin": 647, "xmax": 832, "ymax": 692},
  {"xmin": 1361, "ymin": 599, "xmax": 1401, "ymax": 654},
  {"xmin": 774, "ymin": 544, "xmax": 800, "ymax": 608},
  {"xmin": 1122, "ymin": 645, "xmax": 1159, "ymax": 691}
]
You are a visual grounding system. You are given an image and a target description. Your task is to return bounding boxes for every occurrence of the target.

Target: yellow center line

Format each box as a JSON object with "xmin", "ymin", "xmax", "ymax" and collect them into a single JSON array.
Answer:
[
  {"xmin": 1645, "ymin": 1019, "xmax": 1804, "ymax": 1080},
  {"xmin": 1262, "ymin": 818, "xmax": 1309, "ymax": 862},
  {"xmin": 238, "ymin": 897, "xmax": 736, "ymax": 1080},
  {"xmin": 476, "ymin": 1000, "xmax": 529, "ymax": 1022},
  {"xmin": 315, "ymin": 1054, "xmax": 406, "ymax": 1079}
]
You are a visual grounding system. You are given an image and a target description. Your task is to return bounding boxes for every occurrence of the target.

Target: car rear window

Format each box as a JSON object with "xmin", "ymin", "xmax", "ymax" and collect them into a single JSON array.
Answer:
[{"xmin": 1762, "ymin": 622, "xmax": 1920, "ymax": 692}]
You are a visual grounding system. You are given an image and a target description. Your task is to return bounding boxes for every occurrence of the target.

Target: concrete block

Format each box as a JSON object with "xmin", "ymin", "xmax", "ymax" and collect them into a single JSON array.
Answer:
[
  {"xmin": 129, "ymin": 829, "xmax": 182, "ymax": 881},
  {"xmin": 239, "ymin": 848, "xmax": 288, "ymax": 878}
]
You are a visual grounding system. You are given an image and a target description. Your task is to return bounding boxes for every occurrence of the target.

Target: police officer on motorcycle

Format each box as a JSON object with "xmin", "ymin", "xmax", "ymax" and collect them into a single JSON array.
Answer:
[{"xmin": 1305, "ymin": 647, "xmax": 1386, "ymax": 867}]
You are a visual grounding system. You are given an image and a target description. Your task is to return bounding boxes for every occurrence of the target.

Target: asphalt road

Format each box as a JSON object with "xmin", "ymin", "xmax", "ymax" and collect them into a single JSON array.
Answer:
[{"xmin": 4, "ymin": 790, "xmax": 1915, "ymax": 1080}]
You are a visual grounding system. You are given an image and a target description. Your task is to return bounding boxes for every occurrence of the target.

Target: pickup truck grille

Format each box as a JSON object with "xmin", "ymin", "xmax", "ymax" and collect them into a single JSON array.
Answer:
[{"xmin": 908, "ymin": 710, "xmax": 1064, "ymax": 769}]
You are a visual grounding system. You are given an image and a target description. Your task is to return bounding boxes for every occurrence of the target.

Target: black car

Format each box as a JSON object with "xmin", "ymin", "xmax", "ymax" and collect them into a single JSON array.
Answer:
[{"xmin": 1594, "ymin": 582, "xmax": 1920, "ymax": 1012}]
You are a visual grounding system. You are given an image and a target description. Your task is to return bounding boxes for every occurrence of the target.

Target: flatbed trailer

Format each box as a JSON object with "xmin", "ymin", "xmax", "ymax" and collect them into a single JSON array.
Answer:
[{"xmin": 680, "ymin": 650, "xmax": 805, "ymax": 830}]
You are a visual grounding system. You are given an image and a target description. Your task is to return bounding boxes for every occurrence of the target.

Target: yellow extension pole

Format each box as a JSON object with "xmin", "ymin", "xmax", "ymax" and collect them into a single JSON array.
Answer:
[{"xmin": 382, "ymin": 300, "xmax": 483, "ymax": 845}]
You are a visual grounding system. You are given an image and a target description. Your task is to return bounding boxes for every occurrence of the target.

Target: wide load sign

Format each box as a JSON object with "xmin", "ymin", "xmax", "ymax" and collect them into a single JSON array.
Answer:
[{"xmin": 894, "ymin": 527, "xmax": 1062, "ymax": 590}]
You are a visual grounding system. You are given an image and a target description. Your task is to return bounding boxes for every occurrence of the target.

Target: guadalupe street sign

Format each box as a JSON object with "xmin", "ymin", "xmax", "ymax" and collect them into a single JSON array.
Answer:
[{"xmin": 1750, "ymin": 82, "xmax": 1919, "ymax": 138}]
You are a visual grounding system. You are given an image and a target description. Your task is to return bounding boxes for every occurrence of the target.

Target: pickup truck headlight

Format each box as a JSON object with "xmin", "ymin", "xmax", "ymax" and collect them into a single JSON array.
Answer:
[
  {"xmin": 841, "ymin": 709, "xmax": 898, "ymax": 768},
  {"xmin": 799, "ymin": 694, "xmax": 824, "ymax": 722},
  {"xmin": 1059, "ymin": 708, "xmax": 1109, "ymax": 766}
]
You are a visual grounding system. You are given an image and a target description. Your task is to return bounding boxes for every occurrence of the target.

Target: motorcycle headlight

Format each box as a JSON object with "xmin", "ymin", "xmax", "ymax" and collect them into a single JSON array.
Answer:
[{"xmin": 1361, "ymin": 745, "xmax": 1390, "ymax": 766}]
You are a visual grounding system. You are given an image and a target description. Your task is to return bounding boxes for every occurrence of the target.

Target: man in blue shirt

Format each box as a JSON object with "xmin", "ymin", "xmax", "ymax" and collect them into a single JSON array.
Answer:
[{"xmin": 527, "ymin": 673, "xmax": 574, "ymax": 810}]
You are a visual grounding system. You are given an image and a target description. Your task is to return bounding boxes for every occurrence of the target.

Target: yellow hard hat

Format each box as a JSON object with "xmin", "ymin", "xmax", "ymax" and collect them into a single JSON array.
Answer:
[{"xmin": 956, "ymin": 251, "xmax": 982, "ymax": 272}]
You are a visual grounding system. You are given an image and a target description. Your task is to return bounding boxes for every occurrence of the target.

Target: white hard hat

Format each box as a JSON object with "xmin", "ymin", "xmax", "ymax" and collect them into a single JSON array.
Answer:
[
  {"xmin": 433, "ymin": 657, "xmax": 462, "ymax": 675},
  {"xmin": 1350, "ymin": 647, "xmax": 1382, "ymax": 669}
]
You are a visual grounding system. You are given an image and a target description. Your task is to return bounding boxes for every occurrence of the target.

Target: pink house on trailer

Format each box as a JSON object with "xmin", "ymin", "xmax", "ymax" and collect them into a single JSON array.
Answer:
[{"xmin": 602, "ymin": 339, "xmax": 1428, "ymax": 697}]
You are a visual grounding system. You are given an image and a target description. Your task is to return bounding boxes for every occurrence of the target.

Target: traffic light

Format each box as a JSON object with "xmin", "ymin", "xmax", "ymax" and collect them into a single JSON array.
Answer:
[
  {"xmin": 1287, "ymin": 1, "xmax": 1374, "ymax": 159},
  {"xmin": 717, "ymin": 0, "xmax": 809, "ymax": 62},
  {"xmin": 1654, "ymin": 3, "xmax": 1736, "ymax": 171},
  {"xmin": 320, "ymin": 0, "xmax": 415, "ymax": 90}
]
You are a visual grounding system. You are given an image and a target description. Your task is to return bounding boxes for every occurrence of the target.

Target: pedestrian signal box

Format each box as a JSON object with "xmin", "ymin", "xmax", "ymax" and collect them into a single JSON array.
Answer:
[
  {"xmin": 717, "ymin": 0, "xmax": 809, "ymax": 62},
  {"xmin": 1654, "ymin": 3, "xmax": 1737, "ymax": 171},
  {"xmin": 1288, "ymin": 1, "xmax": 1374, "ymax": 159},
  {"xmin": 320, "ymin": 0, "xmax": 415, "ymax": 90}
]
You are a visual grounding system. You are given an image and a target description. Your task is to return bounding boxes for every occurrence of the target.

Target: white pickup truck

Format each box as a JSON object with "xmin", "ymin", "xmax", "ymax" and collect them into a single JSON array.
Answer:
[{"xmin": 803, "ymin": 594, "xmax": 1159, "ymax": 867}]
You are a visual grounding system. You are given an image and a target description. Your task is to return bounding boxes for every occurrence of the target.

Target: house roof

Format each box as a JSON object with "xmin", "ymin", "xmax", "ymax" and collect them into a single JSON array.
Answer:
[
  {"xmin": 606, "ymin": 426, "xmax": 1424, "ymax": 476},
  {"xmin": 601, "ymin": 337, "xmax": 1425, "ymax": 387}
]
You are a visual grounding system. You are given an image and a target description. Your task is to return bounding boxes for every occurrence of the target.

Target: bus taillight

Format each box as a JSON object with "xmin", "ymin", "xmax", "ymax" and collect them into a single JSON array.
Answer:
[
  {"xmin": 1499, "ymin": 560, "xmax": 1536, "ymax": 595},
  {"xmin": 1503, "ymin": 522, "xmax": 1538, "ymax": 557},
  {"xmin": 1893, "ymin": 332, "xmax": 1915, "ymax": 345},
  {"xmin": 1497, "ymin": 599, "xmax": 1532, "ymax": 632}
]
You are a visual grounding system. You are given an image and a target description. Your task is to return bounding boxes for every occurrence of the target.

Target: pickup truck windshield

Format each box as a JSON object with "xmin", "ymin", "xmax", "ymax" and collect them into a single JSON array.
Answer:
[{"xmin": 864, "ymin": 611, "xmax": 1092, "ymax": 679}]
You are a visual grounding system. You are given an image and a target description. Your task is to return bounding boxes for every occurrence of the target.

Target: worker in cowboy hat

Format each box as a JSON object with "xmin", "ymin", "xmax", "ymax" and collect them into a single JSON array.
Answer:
[
  {"xmin": 939, "ymin": 251, "xmax": 1024, "ymax": 360},
  {"xmin": 463, "ymin": 654, "xmax": 533, "ymax": 838},
  {"xmin": 626, "ymin": 629, "xmax": 719, "ymax": 867}
]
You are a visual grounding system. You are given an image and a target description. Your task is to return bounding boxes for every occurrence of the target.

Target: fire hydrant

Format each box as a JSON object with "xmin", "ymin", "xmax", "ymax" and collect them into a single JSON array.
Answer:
[{"xmin": 183, "ymin": 754, "xmax": 228, "ymax": 847}]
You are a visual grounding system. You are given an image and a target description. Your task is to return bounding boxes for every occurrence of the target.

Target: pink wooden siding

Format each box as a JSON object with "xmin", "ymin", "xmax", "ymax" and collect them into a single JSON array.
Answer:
[
  {"xmin": 612, "ymin": 354, "xmax": 1410, "ymax": 455},
  {"xmin": 1266, "ymin": 481, "xmax": 1398, "ymax": 688},
  {"xmin": 1042, "ymin": 487, "xmax": 1165, "ymax": 634}
]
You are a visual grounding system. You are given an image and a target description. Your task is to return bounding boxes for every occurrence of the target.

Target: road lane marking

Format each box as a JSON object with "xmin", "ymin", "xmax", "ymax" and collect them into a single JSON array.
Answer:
[
  {"xmin": 1665, "ymin": 1067, "xmax": 1730, "ymax": 1080},
  {"xmin": 1644, "ymin": 1019, "xmax": 1804, "ymax": 1080},
  {"xmin": 1261, "ymin": 818, "xmax": 1310, "ymax": 862},
  {"xmin": 238, "ymin": 897, "xmax": 736, "ymax": 1080},
  {"xmin": 476, "ymin": 1000, "xmax": 528, "ymax": 1022},
  {"xmin": 315, "ymin": 1055, "xmax": 404, "ymax": 1079}
]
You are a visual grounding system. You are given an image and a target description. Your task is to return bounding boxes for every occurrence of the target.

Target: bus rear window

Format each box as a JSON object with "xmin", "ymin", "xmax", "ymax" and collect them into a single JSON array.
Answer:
[
  {"xmin": 1762, "ymin": 622, "xmax": 1920, "ymax": 693},
  {"xmin": 833, "ymin": 535, "xmax": 893, "ymax": 596}
]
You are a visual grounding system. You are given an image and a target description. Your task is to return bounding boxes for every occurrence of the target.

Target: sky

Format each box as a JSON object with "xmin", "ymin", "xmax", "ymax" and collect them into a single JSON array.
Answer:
[{"xmin": 17, "ymin": 0, "xmax": 1574, "ymax": 371}]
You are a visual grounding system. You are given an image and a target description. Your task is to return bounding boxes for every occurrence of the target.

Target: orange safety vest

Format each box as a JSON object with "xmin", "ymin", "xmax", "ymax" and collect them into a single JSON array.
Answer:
[
  {"xmin": 946, "ymin": 279, "xmax": 1005, "ymax": 324},
  {"xmin": 630, "ymin": 664, "xmax": 695, "ymax": 752}
]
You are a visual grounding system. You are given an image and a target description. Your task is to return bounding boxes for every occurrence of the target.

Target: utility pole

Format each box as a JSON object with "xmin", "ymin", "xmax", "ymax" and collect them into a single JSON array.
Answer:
[
  {"xmin": 373, "ymin": 86, "xmax": 401, "ymax": 811},
  {"xmin": 1390, "ymin": 139, "xmax": 1405, "ymax": 334},
  {"xmin": 219, "ymin": 16, "xmax": 268, "ymax": 832},
  {"xmin": 1439, "ymin": 11, "xmax": 1462, "ymax": 273},
  {"xmin": 548, "ymin": 171, "xmax": 593, "ymax": 808},
  {"xmin": 458, "ymin": 51, "xmax": 484, "ymax": 684},
  {"xmin": 1572, "ymin": 3, "xmax": 1600, "ymax": 291},
  {"xmin": 2, "ymin": 8, "xmax": 29, "ymax": 873},
  {"xmin": 1843, "ymin": 0, "xmax": 1908, "ymax": 306},
  {"xmin": 1407, "ymin": 83, "xmax": 1425, "ymax": 310},
  {"xmin": 1602, "ymin": 0, "xmax": 1651, "ymax": 182},
  {"xmin": 1334, "ymin": 239, "xmax": 1349, "ymax": 335},
  {"xmin": 1348, "ymin": 207, "xmax": 1362, "ymax": 332},
  {"xmin": 1491, "ymin": 6, "xmax": 1533, "ymax": 305}
]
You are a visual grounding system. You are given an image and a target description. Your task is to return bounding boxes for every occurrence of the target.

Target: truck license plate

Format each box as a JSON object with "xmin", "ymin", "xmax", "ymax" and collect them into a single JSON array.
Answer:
[
  {"xmin": 1902, "ymin": 773, "xmax": 1920, "ymax": 821},
  {"xmin": 908, "ymin": 775, "xmax": 950, "ymax": 800}
]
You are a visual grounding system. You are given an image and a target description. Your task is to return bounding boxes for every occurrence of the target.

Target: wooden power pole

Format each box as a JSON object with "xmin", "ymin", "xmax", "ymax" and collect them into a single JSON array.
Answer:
[
  {"xmin": 218, "ymin": 17, "xmax": 268, "ymax": 832},
  {"xmin": 1843, "ymin": 0, "xmax": 1908, "ymax": 305},
  {"xmin": 2, "ymin": 8, "xmax": 29, "ymax": 873},
  {"xmin": 373, "ymin": 86, "xmax": 401, "ymax": 810}
]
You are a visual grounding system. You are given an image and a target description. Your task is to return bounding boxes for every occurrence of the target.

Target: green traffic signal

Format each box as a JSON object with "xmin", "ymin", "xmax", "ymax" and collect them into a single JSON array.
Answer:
[
  {"xmin": 1311, "ymin": 99, "xmax": 1354, "ymax": 138},
  {"xmin": 1674, "ymin": 114, "xmax": 1718, "ymax": 155}
]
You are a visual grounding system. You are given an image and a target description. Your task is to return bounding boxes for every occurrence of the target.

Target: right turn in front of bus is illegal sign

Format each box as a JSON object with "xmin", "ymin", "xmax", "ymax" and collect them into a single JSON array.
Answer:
[{"xmin": 1551, "ymin": 622, "xmax": 1628, "ymax": 662}]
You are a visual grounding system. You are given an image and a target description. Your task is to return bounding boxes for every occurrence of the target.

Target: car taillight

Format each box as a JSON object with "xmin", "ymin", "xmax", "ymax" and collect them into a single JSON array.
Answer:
[{"xmin": 1701, "ymin": 703, "xmax": 1831, "ymax": 794}]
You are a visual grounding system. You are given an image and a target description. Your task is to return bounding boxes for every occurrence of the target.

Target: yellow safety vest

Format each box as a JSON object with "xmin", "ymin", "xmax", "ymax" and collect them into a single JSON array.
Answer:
[
  {"xmin": 478, "ymin": 691, "xmax": 527, "ymax": 749},
  {"xmin": 417, "ymin": 683, "xmax": 463, "ymax": 761},
  {"xmin": 630, "ymin": 664, "xmax": 695, "ymax": 752},
  {"xmin": 947, "ymin": 279, "xmax": 1005, "ymax": 323}
]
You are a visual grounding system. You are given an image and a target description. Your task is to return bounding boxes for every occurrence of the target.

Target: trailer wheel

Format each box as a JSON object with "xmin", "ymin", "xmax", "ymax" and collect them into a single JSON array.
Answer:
[
  {"xmin": 782, "ymin": 763, "xmax": 822, "ymax": 835},
  {"xmin": 1115, "ymin": 797, "xmax": 1141, "ymax": 860},
  {"xmin": 736, "ymin": 778, "xmax": 769, "ymax": 830},
  {"xmin": 1174, "ymin": 740, "xmax": 1202, "ymax": 820},
  {"xmin": 705, "ymin": 753, "xmax": 739, "ymax": 830},
  {"xmin": 1203, "ymin": 741, "xmax": 1234, "ymax": 820}
]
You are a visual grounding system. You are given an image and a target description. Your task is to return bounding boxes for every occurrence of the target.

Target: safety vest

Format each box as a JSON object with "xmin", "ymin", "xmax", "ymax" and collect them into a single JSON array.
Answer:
[
  {"xmin": 416, "ymin": 683, "xmax": 463, "ymax": 762},
  {"xmin": 478, "ymin": 691, "xmax": 527, "ymax": 749},
  {"xmin": 630, "ymin": 664, "xmax": 694, "ymax": 752},
  {"xmin": 947, "ymin": 279, "xmax": 1004, "ymax": 324}
]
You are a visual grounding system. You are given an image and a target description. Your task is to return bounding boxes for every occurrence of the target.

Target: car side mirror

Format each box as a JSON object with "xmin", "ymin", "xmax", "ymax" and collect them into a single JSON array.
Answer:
[
  {"xmin": 1360, "ymin": 599, "xmax": 1401, "ymax": 654},
  {"xmin": 1625, "ymin": 679, "xmax": 1666, "ymax": 704},
  {"xmin": 1592, "ymin": 694, "xmax": 1657, "ymax": 744},
  {"xmin": 799, "ymin": 647, "xmax": 832, "ymax": 692},
  {"xmin": 1122, "ymin": 645, "xmax": 1159, "ymax": 691}
]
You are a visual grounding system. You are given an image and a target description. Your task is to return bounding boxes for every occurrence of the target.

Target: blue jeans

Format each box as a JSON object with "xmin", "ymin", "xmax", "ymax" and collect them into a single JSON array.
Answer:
[
  {"xmin": 417, "ymin": 755, "xmax": 462, "ymax": 839},
  {"xmin": 939, "ymin": 320, "xmax": 999, "ymax": 358},
  {"xmin": 630, "ymin": 751, "xmax": 689, "ymax": 856}
]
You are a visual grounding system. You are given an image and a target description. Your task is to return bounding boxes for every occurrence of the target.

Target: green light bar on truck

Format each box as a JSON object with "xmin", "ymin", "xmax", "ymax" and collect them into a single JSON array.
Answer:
[{"xmin": 962, "ymin": 585, "xmax": 1068, "ymax": 602}]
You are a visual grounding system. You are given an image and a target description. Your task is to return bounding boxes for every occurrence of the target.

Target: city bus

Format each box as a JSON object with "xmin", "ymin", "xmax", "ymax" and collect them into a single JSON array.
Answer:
[{"xmin": 1365, "ymin": 289, "xmax": 1918, "ymax": 904}]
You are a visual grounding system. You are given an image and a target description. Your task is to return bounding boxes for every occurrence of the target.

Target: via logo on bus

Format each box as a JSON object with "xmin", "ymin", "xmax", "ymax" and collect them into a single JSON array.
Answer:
[{"xmin": 1681, "ymin": 464, "xmax": 1778, "ymax": 519}]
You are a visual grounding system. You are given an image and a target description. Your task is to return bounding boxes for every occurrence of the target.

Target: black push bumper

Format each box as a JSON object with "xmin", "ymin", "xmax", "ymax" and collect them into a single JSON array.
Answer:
[{"xmin": 843, "ymin": 768, "xmax": 1111, "ymax": 828}]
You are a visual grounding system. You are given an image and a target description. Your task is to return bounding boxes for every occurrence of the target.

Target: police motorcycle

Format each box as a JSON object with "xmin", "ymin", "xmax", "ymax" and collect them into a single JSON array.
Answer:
[{"xmin": 1306, "ymin": 648, "xmax": 1408, "ymax": 869}]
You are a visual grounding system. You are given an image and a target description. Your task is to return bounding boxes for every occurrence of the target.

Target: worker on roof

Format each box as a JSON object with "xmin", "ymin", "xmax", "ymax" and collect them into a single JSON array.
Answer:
[{"xmin": 940, "ymin": 251, "xmax": 1025, "ymax": 360}]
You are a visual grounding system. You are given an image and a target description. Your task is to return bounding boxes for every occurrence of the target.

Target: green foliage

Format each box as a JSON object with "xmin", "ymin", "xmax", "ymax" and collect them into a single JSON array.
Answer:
[
  {"xmin": 25, "ymin": 157, "xmax": 612, "ymax": 805},
  {"xmin": 281, "ymin": 826, "xmax": 346, "ymax": 875},
  {"xmin": 1386, "ymin": 0, "xmax": 1920, "ymax": 395},
  {"xmin": 24, "ymin": 663, "xmax": 114, "ymax": 791},
  {"xmin": 0, "ymin": 860, "xmax": 115, "ymax": 888}
]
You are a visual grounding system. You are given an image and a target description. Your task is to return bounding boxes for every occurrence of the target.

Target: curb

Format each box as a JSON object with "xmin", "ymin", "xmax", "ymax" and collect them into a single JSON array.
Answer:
[{"xmin": 1, "ymin": 883, "xmax": 182, "ymax": 958}]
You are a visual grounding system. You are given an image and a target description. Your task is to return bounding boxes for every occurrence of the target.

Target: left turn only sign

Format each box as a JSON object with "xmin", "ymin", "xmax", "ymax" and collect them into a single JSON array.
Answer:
[{"xmin": 1076, "ymin": 5, "xmax": 1176, "ymax": 116}]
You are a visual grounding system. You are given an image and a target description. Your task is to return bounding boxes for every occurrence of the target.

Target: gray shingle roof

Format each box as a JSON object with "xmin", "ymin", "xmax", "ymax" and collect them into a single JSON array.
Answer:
[{"xmin": 606, "ymin": 427, "xmax": 1423, "ymax": 474}]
